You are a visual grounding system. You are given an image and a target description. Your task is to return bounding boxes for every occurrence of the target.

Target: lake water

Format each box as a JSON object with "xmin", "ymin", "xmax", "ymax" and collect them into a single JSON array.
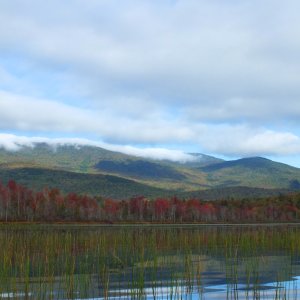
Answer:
[{"xmin": 0, "ymin": 224, "xmax": 300, "ymax": 299}]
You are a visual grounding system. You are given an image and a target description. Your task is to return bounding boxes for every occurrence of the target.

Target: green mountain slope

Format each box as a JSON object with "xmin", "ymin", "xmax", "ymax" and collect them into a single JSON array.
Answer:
[
  {"xmin": 181, "ymin": 153, "xmax": 224, "ymax": 168},
  {"xmin": 200, "ymin": 157, "xmax": 300, "ymax": 189},
  {"xmin": 0, "ymin": 167, "xmax": 169, "ymax": 199},
  {"xmin": 0, "ymin": 144, "xmax": 210, "ymax": 190},
  {"xmin": 1, "ymin": 145, "xmax": 300, "ymax": 198},
  {"xmin": 0, "ymin": 143, "xmax": 132, "ymax": 173},
  {"xmin": 95, "ymin": 160, "xmax": 186, "ymax": 180},
  {"xmin": 0, "ymin": 143, "xmax": 220, "ymax": 172},
  {"xmin": 0, "ymin": 166, "xmax": 290, "ymax": 200}
]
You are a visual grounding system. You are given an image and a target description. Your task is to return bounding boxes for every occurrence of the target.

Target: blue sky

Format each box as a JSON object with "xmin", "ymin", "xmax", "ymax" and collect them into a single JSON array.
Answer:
[{"xmin": 1, "ymin": 0, "xmax": 300, "ymax": 165}]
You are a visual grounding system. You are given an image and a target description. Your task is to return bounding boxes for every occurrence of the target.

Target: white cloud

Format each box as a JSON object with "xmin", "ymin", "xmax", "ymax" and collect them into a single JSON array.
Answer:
[
  {"xmin": 197, "ymin": 125, "xmax": 300, "ymax": 156},
  {"xmin": 0, "ymin": 133, "xmax": 196, "ymax": 162},
  {"xmin": 1, "ymin": 0, "xmax": 300, "ymax": 124},
  {"xmin": 0, "ymin": 1, "xmax": 300, "ymax": 159},
  {"xmin": 0, "ymin": 90, "xmax": 195, "ymax": 143},
  {"xmin": 2, "ymin": 89, "xmax": 300, "ymax": 157}
]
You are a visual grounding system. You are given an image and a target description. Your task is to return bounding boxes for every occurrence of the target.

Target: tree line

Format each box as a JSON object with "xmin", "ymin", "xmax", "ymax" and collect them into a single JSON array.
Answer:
[{"xmin": 0, "ymin": 180, "xmax": 299, "ymax": 222}]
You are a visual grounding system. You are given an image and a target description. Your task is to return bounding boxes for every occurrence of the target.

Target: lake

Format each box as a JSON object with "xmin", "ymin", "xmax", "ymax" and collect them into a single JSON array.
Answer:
[{"xmin": 0, "ymin": 224, "xmax": 300, "ymax": 299}]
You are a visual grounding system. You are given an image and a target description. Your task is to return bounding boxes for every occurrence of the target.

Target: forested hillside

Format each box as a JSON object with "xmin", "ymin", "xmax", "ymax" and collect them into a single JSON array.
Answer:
[
  {"xmin": 1, "ymin": 144, "xmax": 300, "ymax": 198},
  {"xmin": 0, "ymin": 180, "xmax": 299, "ymax": 223}
]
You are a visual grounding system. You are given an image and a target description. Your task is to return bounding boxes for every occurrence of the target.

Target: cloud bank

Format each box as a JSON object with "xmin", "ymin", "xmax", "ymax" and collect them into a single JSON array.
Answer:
[
  {"xmin": 1, "ymin": 130, "xmax": 300, "ymax": 161},
  {"xmin": 0, "ymin": 134, "xmax": 196, "ymax": 162},
  {"xmin": 1, "ymin": 90, "xmax": 300, "ymax": 157},
  {"xmin": 0, "ymin": 0, "xmax": 300, "ymax": 159}
]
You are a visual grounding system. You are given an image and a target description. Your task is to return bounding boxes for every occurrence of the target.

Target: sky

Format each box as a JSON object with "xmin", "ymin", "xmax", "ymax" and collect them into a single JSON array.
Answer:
[{"xmin": 1, "ymin": 0, "xmax": 300, "ymax": 165}]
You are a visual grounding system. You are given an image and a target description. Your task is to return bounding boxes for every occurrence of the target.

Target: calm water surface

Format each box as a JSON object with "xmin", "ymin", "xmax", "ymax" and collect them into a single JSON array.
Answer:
[{"xmin": 0, "ymin": 224, "xmax": 300, "ymax": 299}]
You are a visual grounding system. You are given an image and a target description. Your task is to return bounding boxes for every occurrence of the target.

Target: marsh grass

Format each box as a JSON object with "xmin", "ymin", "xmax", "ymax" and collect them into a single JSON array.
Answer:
[{"xmin": 0, "ymin": 225, "xmax": 300, "ymax": 299}]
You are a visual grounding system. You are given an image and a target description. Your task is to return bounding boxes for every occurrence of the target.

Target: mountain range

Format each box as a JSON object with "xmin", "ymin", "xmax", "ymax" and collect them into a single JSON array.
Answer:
[{"xmin": 0, "ymin": 143, "xmax": 299, "ymax": 199}]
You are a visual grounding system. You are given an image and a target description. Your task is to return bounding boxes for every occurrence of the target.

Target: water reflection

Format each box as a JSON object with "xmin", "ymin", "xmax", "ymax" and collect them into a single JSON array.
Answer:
[{"xmin": 0, "ymin": 225, "xmax": 300, "ymax": 299}]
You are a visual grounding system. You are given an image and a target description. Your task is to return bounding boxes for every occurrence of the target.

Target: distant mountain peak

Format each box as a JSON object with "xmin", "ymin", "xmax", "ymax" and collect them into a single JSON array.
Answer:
[
  {"xmin": 1, "ymin": 141, "xmax": 300, "ymax": 195},
  {"xmin": 200, "ymin": 156, "xmax": 289, "ymax": 172}
]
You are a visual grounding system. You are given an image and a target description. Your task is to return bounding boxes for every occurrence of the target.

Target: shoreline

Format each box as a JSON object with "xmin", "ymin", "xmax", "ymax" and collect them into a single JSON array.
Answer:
[{"xmin": 1, "ymin": 221, "xmax": 300, "ymax": 227}]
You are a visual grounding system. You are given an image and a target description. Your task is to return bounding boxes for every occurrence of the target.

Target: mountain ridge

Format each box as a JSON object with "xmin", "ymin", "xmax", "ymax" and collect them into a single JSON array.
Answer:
[{"xmin": 0, "ymin": 143, "xmax": 300, "ymax": 198}]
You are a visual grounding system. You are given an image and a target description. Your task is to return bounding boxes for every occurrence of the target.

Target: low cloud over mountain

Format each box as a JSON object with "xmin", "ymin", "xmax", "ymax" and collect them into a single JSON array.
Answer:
[{"xmin": 0, "ymin": 0, "xmax": 300, "ymax": 162}]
